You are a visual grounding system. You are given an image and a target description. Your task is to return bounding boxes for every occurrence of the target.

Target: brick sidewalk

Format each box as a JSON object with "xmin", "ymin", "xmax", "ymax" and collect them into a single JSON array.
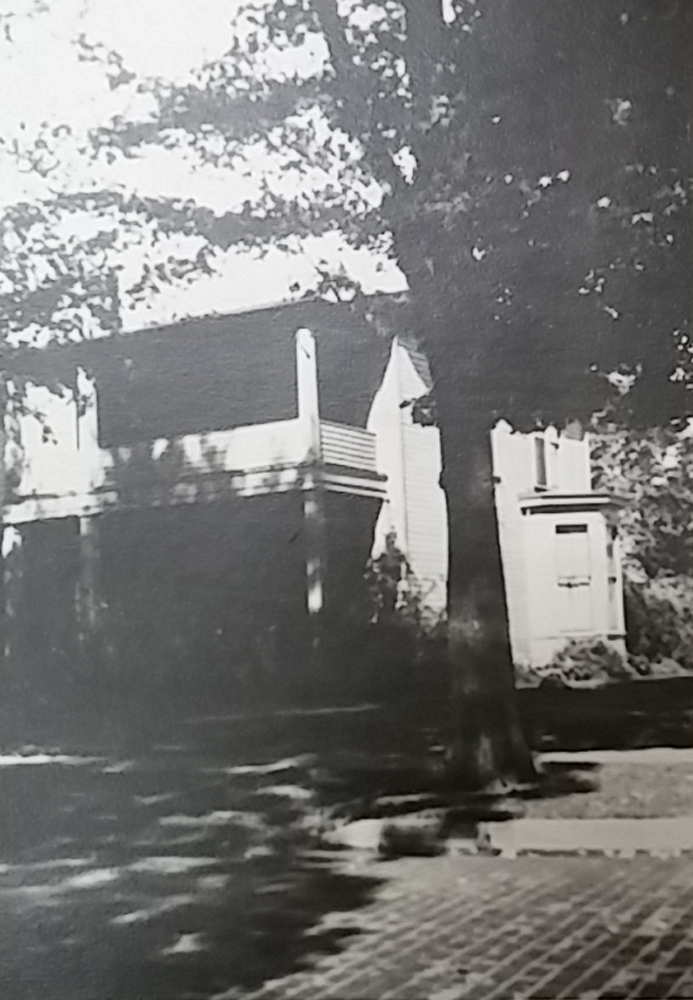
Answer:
[{"xmin": 234, "ymin": 854, "xmax": 693, "ymax": 1000}]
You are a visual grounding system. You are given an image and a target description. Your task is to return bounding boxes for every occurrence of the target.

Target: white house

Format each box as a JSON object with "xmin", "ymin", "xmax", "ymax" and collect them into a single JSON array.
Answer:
[
  {"xmin": 367, "ymin": 339, "xmax": 626, "ymax": 668},
  {"xmin": 491, "ymin": 421, "xmax": 626, "ymax": 668},
  {"xmin": 1, "ymin": 303, "xmax": 626, "ymax": 677},
  {"xmin": 367, "ymin": 337, "xmax": 448, "ymax": 618}
]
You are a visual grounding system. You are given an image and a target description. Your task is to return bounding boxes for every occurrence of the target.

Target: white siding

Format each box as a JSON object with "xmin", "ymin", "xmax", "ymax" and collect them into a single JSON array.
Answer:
[
  {"xmin": 492, "ymin": 422, "xmax": 533, "ymax": 664},
  {"xmin": 522, "ymin": 508, "xmax": 621, "ymax": 664},
  {"xmin": 368, "ymin": 341, "xmax": 409, "ymax": 549},
  {"xmin": 368, "ymin": 340, "xmax": 448, "ymax": 614},
  {"xmin": 369, "ymin": 388, "xmax": 624, "ymax": 663},
  {"xmin": 555, "ymin": 434, "xmax": 592, "ymax": 492},
  {"xmin": 400, "ymin": 422, "xmax": 448, "ymax": 609},
  {"xmin": 491, "ymin": 421, "xmax": 625, "ymax": 666}
]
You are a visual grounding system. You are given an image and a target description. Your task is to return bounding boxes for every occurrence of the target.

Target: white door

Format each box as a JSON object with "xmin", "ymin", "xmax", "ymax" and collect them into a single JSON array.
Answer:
[{"xmin": 555, "ymin": 523, "xmax": 593, "ymax": 633}]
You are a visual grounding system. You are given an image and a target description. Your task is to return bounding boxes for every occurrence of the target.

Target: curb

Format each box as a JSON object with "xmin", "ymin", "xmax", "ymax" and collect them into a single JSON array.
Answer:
[
  {"xmin": 326, "ymin": 814, "xmax": 693, "ymax": 860},
  {"xmin": 478, "ymin": 816, "xmax": 693, "ymax": 858},
  {"xmin": 540, "ymin": 748, "xmax": 693, "ymax": 766}
]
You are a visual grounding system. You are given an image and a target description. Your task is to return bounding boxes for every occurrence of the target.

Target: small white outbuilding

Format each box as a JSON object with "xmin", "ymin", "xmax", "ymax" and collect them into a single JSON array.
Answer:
[{"xmin": 367, "ymin": 339, "xmax": 626, "ymax": 668}]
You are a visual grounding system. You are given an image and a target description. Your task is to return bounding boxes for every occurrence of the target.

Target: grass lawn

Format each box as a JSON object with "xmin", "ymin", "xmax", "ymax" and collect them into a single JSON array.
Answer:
[{"xmin": 525, "ymin": 759, "xmax": 693, "ymax": 819}]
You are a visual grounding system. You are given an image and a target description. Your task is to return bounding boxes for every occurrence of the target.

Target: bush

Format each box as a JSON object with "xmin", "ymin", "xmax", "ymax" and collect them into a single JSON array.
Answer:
[
  {"xmin": 625, "ymin": 575, "xmax": 693, "ymax": 671},
  {"xmin": 516, "ymin": 638, "xmax": 636, "ymax": 688},
  {"xmin": 354, "ymin": 533, "xmax": 448, "ymax": 703},
  {"xmin": 365, "ymin": 532, "xmax": 446, "ymax": 638}
]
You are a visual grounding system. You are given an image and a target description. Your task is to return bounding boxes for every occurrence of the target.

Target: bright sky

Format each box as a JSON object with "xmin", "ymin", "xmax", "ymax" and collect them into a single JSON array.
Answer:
[{"xmin": 0, "ymin": 0, "xmax": 406, "ymax": 337}]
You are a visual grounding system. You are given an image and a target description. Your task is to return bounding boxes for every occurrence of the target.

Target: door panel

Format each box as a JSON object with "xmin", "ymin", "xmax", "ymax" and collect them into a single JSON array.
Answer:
[{"xmin": 555, "ymin": 524, "xmax": 592, "ymax": 632}]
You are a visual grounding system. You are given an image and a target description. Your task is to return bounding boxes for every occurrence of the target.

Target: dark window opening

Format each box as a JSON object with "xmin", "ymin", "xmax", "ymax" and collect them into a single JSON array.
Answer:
[{"xmin": 535, "ymin": 436, "xmax": 548, "ymax": 490}]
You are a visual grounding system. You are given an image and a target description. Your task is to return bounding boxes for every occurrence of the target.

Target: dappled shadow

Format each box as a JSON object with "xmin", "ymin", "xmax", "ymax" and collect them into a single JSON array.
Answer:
[
  {"xmin": 0, "ymin": 858, "xmax": 381, "ymax": 1000},
  {"xmin": 0, "ymin": 743, "xmax": 384, "ymax": 1000}
]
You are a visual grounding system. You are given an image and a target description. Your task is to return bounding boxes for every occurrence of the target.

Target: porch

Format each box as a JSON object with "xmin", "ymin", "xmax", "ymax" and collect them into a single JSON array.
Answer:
[{"xmin": 1, "ymin": 327, "xmax": 387, "ymax": 665}]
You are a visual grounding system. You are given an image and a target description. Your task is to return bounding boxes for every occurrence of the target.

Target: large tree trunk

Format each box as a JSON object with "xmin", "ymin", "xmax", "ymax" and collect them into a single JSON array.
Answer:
[{"xmin": 436, "ymin": 387, "xmax": 536, "ymax": 793}]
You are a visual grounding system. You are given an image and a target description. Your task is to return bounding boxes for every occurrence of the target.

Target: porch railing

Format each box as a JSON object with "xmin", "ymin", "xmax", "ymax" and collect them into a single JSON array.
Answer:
[{"xmin": 320, "ymin": 421, "xmax": 378, "ymax": 473}]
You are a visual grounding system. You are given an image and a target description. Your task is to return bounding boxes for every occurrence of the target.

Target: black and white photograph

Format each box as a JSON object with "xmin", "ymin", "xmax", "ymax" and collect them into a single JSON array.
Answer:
[{"xmin": 1, "ymin": 1, "xmax": 692, "ymax": 997}]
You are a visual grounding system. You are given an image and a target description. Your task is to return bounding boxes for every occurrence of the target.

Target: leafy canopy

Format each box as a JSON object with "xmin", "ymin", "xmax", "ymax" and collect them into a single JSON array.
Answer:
[{"xmin": 1, "ymin": 0, "xmax": 691, "ymax": 431}]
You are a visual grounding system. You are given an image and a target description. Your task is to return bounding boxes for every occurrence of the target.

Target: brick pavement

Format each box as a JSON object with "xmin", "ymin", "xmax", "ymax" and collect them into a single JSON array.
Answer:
[{"xmin": 233, "ymin": 854, "xmax": 693, "ymax": 1000}]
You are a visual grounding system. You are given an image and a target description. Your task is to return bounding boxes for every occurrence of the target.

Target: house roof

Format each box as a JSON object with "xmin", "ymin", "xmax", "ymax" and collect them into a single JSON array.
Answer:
[
  {"xmin": 397, "ymin": 335, "xmax": 434, "ymax": 393},
  {"xmin": 25, "ymin": 296, "xmax": 410, "ymax": 448}
]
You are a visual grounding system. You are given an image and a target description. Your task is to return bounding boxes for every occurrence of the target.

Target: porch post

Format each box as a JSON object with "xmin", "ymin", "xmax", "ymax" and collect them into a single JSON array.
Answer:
[
  {"xmin": 76, "ymin": 515, "xmax": 101, "ymax": 647},
  {"xmin": 296, "ymin": 328, "xmax": 321, "ymax": 461},
  {"xmin": 75, "ymin": 367, "xmax": 103, "ymax": 487},
  {"xmin": 296, "ymin": 328, "xmax": 327, "ymax": 665},
  {"xmin": 74, "ymin": 367, "xmax": 104, "ymax": 654}
]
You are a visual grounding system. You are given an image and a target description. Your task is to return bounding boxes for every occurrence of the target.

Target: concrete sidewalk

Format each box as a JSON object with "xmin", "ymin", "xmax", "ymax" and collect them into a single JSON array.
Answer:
[
  {"xmin": 330, "ymin": 812, "xmax": 693, "ymax": 860},
  {"xmin": 482, "ymin": 816, "xmax": 693, "ymax": 858},
  {"xmin": 236, "ymin": 853, "xmax": 693, "ymax": 1000},
  {"xmin": 541, "ymin": 748, "xmax": 693, "ymax": 766}
]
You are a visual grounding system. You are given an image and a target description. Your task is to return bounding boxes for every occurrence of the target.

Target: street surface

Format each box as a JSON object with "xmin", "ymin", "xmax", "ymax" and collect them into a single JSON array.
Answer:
[
  {"xmin": 2, "ymin": 709, "xmax": 693, "ymax": 999},
  {"xmin": 243, "ymin": 854, "xmax": 693, "ymax": 1000}
]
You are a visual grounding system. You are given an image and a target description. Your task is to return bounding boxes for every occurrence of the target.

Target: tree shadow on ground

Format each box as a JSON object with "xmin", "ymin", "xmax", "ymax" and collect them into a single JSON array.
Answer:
[{"xmin": 0, "ymin": 748, "xmax": 384, "ymax": 1000}]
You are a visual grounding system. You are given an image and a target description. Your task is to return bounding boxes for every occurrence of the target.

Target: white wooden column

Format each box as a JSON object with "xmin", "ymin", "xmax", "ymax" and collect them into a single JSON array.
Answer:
[
  {"xmin": 75, "ymin": 368, "xmax": 105, "ymax": 493},
  {"xmin": 296, "ymin": 328, "xmax": 327, "ymax": 654},
  {"xmin": 296, "ymin": 327, "xmax": 321, "ymax": 462}
]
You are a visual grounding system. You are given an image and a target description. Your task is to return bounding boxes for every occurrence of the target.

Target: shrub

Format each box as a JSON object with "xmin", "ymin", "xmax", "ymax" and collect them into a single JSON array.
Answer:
[
  {"xmin": 342, "ymin": 532, "xmax": 449, "ymax": 704},
  {"xmin": 517, "ymin": 638, "xmax": 635, "ymax": 688},
  {"xmin": 365, "ymin": 532, "xmax": 446, "ymax": 639},
  {"xmin": 625, "ymin": 575, "xmax": 693, "ymax": 674}
]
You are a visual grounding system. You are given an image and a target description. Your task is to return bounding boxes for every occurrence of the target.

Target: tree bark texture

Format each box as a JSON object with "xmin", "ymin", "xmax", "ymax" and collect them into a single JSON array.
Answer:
[{"xmin": 436, "ymin": 383, "xmax": 536, "ymax": 792}]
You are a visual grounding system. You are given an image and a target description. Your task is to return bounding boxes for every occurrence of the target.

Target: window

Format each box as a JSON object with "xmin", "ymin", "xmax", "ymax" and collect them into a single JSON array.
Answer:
[
  {"xmin": 555, "ymin": 523, "xmax": 590, "ymax": 578},
  {"xmin": 534, "ymin": 435, "xmax": 548, "ymax": 491}
]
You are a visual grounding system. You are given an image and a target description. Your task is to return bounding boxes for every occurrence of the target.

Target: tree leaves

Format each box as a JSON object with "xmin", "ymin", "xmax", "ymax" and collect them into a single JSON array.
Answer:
[{"xmin": 1, "ymin": 0, "xmax": 691, "ymax": 436}]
